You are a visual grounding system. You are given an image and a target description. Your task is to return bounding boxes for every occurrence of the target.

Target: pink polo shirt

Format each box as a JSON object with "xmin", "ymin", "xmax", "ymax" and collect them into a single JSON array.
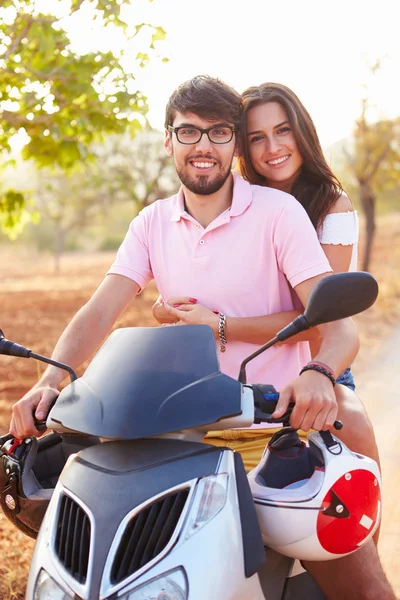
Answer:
[{"xmin": 108, "ymin": 172, "xmax": 331, "ymax": 393}]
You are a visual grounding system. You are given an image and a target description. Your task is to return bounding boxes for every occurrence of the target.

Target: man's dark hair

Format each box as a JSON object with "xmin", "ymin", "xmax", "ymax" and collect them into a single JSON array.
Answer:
[{"xmin": 165, "ymin": 75, "xmax": 242, "ymax": 129}]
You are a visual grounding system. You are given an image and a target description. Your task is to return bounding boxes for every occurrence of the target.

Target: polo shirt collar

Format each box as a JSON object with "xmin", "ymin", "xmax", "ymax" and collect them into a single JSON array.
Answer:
[
  {"xmin": 170, "ymin": 171, "xmax": 253, "ymax": 222},
  {"xmin": 230, "ymin": 171, "xmax": 253, "ymax": 216},
  {"xmin": 170, "ymin": 187, "xmax": 186, "ymax": 222}
]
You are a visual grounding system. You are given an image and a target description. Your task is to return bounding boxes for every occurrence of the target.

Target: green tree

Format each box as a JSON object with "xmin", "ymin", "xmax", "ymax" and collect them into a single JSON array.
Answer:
[
  {"xmin": 0, "ymin": 0, "xmax": 166, "ymax": 235},
  {"xmin": 32, "ymin": 167, "xmax": 109, "ymax": 273},
  {"xmin": 343, "ymin": 61, "xmax": 400, "ymax": 271},
  {"xmin": 346, "ymin": 101, "xmax": 400, "ymax": 271}
]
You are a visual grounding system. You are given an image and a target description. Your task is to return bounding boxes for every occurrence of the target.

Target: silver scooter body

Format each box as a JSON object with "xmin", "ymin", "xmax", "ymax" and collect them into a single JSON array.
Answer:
[{"xmin": 25, "ymin": 326, "xmax": 324, "ymax": 600}]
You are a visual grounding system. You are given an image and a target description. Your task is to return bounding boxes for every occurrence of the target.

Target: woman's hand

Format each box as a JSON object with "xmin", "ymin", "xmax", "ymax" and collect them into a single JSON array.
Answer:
[
  {"xmin": 163, "ymin": 301, "xmax": 220, "ymax": 336},
  {"xmin": 152, "ymin": 296, "xmax": 197, "ymax": 324}
]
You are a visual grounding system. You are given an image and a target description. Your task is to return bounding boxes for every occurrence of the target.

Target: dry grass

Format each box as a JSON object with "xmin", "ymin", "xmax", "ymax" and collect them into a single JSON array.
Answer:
[
  {"xmin": 0, "ymin": 527, "xmax": 35, "ymax": 600},
  {"xmin": 0, "ymin": 213, "xmax": 399, "ymax": 599},
  {"xmin": 352, "ymin": 213, "xmax": 400, "ymax": 376}
]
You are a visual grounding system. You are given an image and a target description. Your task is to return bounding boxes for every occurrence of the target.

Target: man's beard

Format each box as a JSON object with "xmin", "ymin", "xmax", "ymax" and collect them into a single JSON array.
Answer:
[{"xmin": 176, "ymin": 162, "xmax": 232, "ymax": 196}]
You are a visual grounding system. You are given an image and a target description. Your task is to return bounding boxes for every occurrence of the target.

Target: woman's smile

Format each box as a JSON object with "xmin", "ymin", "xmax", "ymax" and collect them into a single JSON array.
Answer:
[{"xmin": 265, "ymin": 154, "xmax": 291, "ymax": 167}]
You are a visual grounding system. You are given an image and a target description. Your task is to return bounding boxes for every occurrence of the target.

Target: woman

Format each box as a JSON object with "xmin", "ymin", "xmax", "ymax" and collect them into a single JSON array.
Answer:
[
  {"xmin": 238, "ymin": 82, "xmax": 358, "ymax": 390},
  {"xmin": 152, "ymin": 83, "xmax": 378, "ymax": 478}
]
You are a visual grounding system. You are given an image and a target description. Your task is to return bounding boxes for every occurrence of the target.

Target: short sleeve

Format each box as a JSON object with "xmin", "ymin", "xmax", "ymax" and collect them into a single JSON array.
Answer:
[
  {"xmin": 107, "ymin": 209, "xmax": 154, "ymax": 290},
  {"xmin": 318, "ymin": 211, "xmax": 359, "ymax": 245},
  {"xmin": 273, "ymin": 196, "xmax": 332, "ymax": 288}
]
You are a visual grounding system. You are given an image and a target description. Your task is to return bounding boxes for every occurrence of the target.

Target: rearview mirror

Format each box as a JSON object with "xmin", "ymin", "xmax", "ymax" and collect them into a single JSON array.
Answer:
[
  {"xmin": 239, "ymin": 272, "xmax": 378, "ymax": 383},
  {"xmin": 304, "ymin": 272, "xmax": 378, "ymax": 327}
]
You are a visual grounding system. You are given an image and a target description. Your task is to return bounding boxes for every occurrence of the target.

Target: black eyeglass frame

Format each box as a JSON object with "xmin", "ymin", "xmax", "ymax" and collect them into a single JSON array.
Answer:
[{"xmin": 167, "ymin": 124, "xmax": 236, "ymax": 145}]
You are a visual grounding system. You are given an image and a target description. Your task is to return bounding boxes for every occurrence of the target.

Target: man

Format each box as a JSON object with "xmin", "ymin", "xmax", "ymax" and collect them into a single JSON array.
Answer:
[{"xmin": 10, "ymin": 76, "xmax": 394, "ymax": 600}]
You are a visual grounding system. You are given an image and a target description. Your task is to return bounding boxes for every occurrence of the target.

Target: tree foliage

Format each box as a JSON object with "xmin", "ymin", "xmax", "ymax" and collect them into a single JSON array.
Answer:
[
  {"xmin": 0, "ymin": 0, "xmax": 166, "ymax": 235},
  {"xmin": 32, "ymin": 166, "xmax": 109, "ymax": 272}
]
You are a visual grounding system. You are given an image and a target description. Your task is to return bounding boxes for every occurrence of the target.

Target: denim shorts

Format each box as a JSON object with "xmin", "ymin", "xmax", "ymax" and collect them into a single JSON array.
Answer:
[{"xmin": 336, "ymin": 366, "xmax": 356, "ymax": 391}]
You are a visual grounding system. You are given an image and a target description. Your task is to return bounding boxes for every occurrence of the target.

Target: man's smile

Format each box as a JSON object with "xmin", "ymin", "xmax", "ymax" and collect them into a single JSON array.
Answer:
[{"xmin": 188, "ymin": 157, "xmax": 218, "ymax": 173}]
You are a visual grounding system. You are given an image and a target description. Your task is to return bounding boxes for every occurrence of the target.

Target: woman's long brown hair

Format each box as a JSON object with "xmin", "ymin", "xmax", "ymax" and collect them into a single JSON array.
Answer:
[{"xmin": 238, "ymin": 83, "xmax": 344, "ymax": 230}]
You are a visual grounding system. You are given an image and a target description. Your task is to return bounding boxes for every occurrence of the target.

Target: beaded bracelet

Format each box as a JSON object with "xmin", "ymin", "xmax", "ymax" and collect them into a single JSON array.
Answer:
[
  {"xmin": 218, "ymin": 313, "xmax": 227, "ymax": 353},
  {"xmin": 299, "ymin": 363, "xmax": 336, "ymax": 386},
  {"xmin": 307, "ymin": 360, "xmax": 336, "ymax": 378}
]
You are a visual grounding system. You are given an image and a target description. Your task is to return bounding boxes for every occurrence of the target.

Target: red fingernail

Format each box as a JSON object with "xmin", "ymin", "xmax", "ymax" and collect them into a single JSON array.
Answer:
[
  {"xmin": 174, "ymin": 304, "xmax": 181, "ymax": 308},
  {"xmin": 213, "ymin": 311, "xmax": 219, "ymax": 314},
  {"xmin": 189, "ymin": 298, "xmax": 197, "ymax": 303}
]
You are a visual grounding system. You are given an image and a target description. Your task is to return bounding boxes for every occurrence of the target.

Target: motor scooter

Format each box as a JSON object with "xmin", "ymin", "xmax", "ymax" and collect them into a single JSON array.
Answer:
[{"xmin": 0, "ymin": 272, "xmax": 380, "ymax": 600}]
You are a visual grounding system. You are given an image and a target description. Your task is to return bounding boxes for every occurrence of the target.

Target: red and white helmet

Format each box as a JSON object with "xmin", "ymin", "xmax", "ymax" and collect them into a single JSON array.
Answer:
[{"xmin": 248, "ymin": 428, "xmax": 381, "ymax": 561}]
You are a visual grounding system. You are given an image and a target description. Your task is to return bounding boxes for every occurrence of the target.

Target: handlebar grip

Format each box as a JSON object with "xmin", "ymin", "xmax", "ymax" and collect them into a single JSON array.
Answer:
[
  {"xmin": 33, "ymin": 415, "xmax": 48, "ymax": 433},
  {"xmin": 32, "ymin": 395, "xmax": 59, "ymax": 434},
  {"xmin": 252, "ymin": 385, "xmax": 343, "ymax": 431}
]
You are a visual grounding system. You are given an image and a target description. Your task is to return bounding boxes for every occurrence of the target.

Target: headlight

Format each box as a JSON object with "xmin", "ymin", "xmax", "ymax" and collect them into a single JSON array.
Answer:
[
  {"xmin": 34, "ymin": 569, "xmax": 74, "ymax": 600},
  {"xmin": 184, "ymin": 473, "xmax": 228, "ymax": 541},
  {"xmin": 121, "ymin": 567, "xmax": 187, "ymax": 600}
]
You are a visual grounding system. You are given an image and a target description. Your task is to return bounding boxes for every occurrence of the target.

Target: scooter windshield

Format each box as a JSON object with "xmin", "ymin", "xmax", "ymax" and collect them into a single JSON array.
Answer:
[{"xmin": 49, "ymin": 325, "xmax": 242, "ymax": 439}]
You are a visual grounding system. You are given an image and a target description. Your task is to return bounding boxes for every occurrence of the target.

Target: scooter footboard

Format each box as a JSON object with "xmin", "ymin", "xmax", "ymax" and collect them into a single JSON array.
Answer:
[
  {"xmin": 233, "ymin": 452, "xmax": 266, "ymax": 578},
  {"xmin": 258, "ymin": 550, "xmax": 327, "ymax": 600},
  {"xmin": 283, "ymin": 569, "xmax": 327, "ymax": 600}
]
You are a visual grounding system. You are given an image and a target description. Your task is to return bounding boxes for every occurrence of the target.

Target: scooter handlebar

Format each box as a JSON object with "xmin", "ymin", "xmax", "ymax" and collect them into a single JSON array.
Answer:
[
  {"xmin": 33, "ymin": 418, "xmax": 48, "ymax": 433},
  {"xmin": 251, "ymin": 384, "xmax": 342, "ymax": 430}
]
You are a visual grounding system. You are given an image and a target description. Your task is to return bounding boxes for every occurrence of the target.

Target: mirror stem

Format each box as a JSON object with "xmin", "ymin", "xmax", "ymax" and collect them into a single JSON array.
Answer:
[
  {"xmin": 30, "ymin": 353, "xmax": 78, "ymax": 382},
  {"xmin": 238, "ymin": 315, "xmax": 311, "ymax": 383},
  {"xmin": 276, "ymin": 315, "xmax": 311, "ymax": 342},
  {"xmin": 239, "ymin": 337, "xmax": 279, "ymax": 384}
]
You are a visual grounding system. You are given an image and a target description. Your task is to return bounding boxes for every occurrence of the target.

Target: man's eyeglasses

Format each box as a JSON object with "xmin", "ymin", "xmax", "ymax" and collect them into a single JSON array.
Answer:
[{"xmin": 167, "ymin": 124, "xmax": 236, "ymax": 145}]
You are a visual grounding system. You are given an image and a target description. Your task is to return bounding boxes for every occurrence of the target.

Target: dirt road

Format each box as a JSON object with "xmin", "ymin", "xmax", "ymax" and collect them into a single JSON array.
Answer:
[{"xmin": 355, "ymin": 328, "xmax": 400, "ymax": 597}]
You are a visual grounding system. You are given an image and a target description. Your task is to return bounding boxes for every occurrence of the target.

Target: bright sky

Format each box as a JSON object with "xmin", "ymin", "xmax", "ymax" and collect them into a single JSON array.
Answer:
[
  {"xmin": 125, "ymin": 0, "xmax": 400, "ymax": 148},
  {"xmin": 7, "ymin": 0, "xmax": 400, "ymax": 151}
]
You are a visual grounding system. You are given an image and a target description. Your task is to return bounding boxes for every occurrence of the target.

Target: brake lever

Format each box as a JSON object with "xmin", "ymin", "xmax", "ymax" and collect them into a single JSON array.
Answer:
[
  {"xmin": 0, "ymin": 433, "xmax": 14, "ymax": 446},
  {"xmin": 0, "ymin": 418, "xmax": 48, "ymax": 449}
]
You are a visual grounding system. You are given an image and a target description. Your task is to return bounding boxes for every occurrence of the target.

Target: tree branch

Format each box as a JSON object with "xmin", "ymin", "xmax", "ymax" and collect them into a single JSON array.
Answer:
[
  {"xmin": 1, "ymin": 110, "xmax": 53, "ymax": 126},
  {"xmin": 19, "ymin": 64, "xmax": 76, "ymax": 83},
  {"xmin": 365, "ymin": 145, "xmax": 391, "ymax": 181},
  {"xmin": 1, "ymin": 16, "xmax": 34, "ymax": 59}
]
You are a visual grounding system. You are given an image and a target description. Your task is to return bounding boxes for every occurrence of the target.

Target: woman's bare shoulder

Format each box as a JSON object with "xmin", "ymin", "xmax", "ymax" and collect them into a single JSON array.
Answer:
[{"xmin": 328, "ymin": 192, "xmax": 354, "ymax": 214}]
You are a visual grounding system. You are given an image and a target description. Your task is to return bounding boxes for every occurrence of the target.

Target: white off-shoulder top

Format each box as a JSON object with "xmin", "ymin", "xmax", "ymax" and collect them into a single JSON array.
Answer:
[{"xmin": 318, "ymin": 211, "xmax": 359, "ymax": 271}]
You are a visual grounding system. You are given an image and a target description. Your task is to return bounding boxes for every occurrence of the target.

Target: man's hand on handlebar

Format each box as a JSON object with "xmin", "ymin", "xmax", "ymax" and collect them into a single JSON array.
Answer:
[
  {"xmin": 10, "ymin": 384, "xmax": 60, "ymax": 439},
  {"xmin": 272, "ymin": 369, "xmax": 338, "ymax": 431}
]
